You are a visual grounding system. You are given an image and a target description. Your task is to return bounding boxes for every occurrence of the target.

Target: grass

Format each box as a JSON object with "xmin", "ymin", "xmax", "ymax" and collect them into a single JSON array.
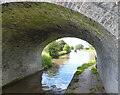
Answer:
[
  {"xmin": 58, "ymin": 51, "xmax": 67, "ymax": 55},
  {"xmin": 42, "ymin": 54, "xmax": 52, "ymax": 67},
  {"xmin": 91, "ymin": 66, "xmax": 98, "ymax": 74},
  {"xmin": 76, "ymin": 61, "xmax": 96, "ymax": 75},
  {"xmin": 81, "ymin": 49, "xmax": 96, "ymax": 52}
]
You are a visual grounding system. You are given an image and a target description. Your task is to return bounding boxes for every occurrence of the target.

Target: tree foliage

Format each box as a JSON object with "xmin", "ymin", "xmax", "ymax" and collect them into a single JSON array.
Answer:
[
  {"xmin": 75, "ymin": 44, "xmax": 84, "ymax": 50},
  {"xmin": 88, "ymin": 44, "xmax": 94, "ymax": 50},
  {"xmin": 70, "ymin": 46, "xmax": 74, "ymax": 50},
  {"xmin": 43, "ymin": 40, "xmax": 71, "ymax": 58},
  {"xmin": 57, "ymin": 40, "xmax": 66, "ymax": 51},
  {"xmin": 47, "ymin": 41, "xmax": 59, "ymax": 58},
  {"xmin": 63, "ymin": 44, "xmax": 71, "ymax": 53}
]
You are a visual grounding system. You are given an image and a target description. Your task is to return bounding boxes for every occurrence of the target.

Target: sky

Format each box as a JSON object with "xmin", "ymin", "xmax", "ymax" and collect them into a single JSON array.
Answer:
[{"xmin": 57, "ymin": 37, "xmax": 89, "ymax": 47}]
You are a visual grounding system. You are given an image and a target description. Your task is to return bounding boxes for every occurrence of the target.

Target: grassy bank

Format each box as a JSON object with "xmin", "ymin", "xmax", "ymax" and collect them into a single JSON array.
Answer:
[
  {"xmin": 58, "ymin": 51, "xmax": 70, "ymax": 56},
  {"xmin": 81, "ymin": 49, "xmax": 96, "ymax": 52},
  {"xmin": 76, "ymin": 61, "xmax": 96, "ymax": 75},
  {"xmin": 42, "ymin": 54, "xmax": 52, "ymax": 67}
]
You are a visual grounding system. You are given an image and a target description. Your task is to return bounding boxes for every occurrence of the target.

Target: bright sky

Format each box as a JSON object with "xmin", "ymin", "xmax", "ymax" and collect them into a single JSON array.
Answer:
[{"xmin": 57, "ymin": 37, "xmax": 89, "ymax": 47}]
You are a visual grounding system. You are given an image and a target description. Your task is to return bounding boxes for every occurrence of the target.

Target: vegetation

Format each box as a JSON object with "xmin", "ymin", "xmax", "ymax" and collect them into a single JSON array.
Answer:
[
  {"xmin": 76, "ymin": 61, "xmax": 96, "ymax": 75},
  {"xmin": 57, "ymin": 40, "xmax": 66, "ymax": 51},
  {"xmin": 42, "ymin": 54, "xmax": 52, "ymax": 67},
  {"xmin": 45, "ymin": 41, "xmax": 59, "ymax": 58},
  {"xmin": 81, "ymin": 49, "xmax": 95, "ymax": 52},
  {"xmin": 91, "ymin": 66, "xmax": 98, "ymax": 74},
  {"xmin": 43, "ymin": 40, "xmax": 71, "ymax": 58},
  {"xmin": 70, "ymin": 46, "xmax": 74, "ymax": 50},
  {"xmin": 75, "ymin": 44, "xmax": 84, "ymax": 50},
  {"xmin": 89, "ymin": 86, "xmax": 104, "ymax": 93},
  {"xmin": 63, "ymin": 44, "xmax": 71, "ymax": 53},
  {"xmin": 58, "ymin": 51, "xmax": 67, "ymax": 55},
  {"xmin": 88, "ymin": 44, "xmax": 95, "ymax": 50},
  {"xmin": 89, "ymin": 88, "xmax": 97, "ymax": 93}
]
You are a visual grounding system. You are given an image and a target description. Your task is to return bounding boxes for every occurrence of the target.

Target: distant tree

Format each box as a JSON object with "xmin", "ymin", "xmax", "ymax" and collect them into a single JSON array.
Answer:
[
  {"xmin": 63, "ymin": 44, "xmax": 71, "ymax": 53},
  {"xmin": 57, "ymin": 40, "xmax": 66, "ymax": 51},
  {"xmin": 85, "ymin": 47, "xmax": 89, "ymax": 50},
  {"xmin": 88, "ymin": 44, "xmax": 94, "ymax": 50},
  {"xmin": 75, "ymin": 44, "xmax": 84, "ymax": 50},
  {"xmin": 47, "ymin": 41, "xmax": 59, "ymax": 58},
  {"xmin": 70, "ymin": 46, "xmax": 74, "ymax": 50}
]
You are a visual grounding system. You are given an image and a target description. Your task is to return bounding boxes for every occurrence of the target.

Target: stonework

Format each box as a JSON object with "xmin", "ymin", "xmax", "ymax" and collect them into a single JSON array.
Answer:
[
  {"xmin": 1, "ymin": 1, "xmax": 118, "ymax": 38},
  {"xmin": 1, "ymin": 1, "xmax": 119, "ymax": 93}
]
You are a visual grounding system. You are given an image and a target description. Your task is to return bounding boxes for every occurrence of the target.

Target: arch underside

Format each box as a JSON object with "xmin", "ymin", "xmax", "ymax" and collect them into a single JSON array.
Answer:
[{"xmin": 2, "ymin": 2, "xmax": 118, "ymax": 93}]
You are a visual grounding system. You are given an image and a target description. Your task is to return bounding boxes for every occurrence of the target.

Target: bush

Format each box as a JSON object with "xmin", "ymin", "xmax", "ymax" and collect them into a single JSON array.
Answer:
[
  {"xmin": 42, "ymin": 54, "xmax": 52, "ymax": 67},
  {"xmin": 91, "ymin": 67, "xmax": 98, "ymax": 74},
  {"xmin": 76, "ymin": 61, "xmax": 96, "ymax": 75}
]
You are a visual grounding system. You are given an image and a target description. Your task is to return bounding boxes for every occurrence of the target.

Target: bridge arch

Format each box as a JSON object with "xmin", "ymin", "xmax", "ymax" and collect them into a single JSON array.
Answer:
[{"xmin": 2, "ymin": 2, "xmax": 118, "ymax": 93}]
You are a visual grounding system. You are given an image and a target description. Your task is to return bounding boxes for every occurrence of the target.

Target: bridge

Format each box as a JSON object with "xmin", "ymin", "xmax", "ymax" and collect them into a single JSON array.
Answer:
[{"xmin": 1, "ymin": 1, "xmax": 119, "ymax": 93}]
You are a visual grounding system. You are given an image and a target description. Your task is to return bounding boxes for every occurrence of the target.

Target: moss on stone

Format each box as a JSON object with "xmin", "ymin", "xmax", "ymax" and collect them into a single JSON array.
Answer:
[{"xmin": 2, "ymin": 2, "xmax": 103, "ymax": 37}]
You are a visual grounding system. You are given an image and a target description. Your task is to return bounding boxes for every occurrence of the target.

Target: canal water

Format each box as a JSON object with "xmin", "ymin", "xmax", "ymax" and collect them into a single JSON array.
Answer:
[{"xmin": 3, "ymin": 51, "xmax": 95, "ymax": 93}]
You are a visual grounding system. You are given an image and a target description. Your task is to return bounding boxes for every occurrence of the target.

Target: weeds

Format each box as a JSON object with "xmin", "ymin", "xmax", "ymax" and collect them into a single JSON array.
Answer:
[
  {"xmin": 89, "ymin": 88, "xmax": 97, "ymax": 93},
  {"xmin": 91, "ymin": 66, "xmax": 98, "ymax": 74},
  {"xmin": 76, "ymin": 61, "xmax": 96, "ymax": 75}
]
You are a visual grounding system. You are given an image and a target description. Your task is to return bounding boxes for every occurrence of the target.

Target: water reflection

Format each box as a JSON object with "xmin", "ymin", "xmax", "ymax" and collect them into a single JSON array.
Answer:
[{"xmin": 42, "ymin": 51, "xmax": 95, "ymax": 92}]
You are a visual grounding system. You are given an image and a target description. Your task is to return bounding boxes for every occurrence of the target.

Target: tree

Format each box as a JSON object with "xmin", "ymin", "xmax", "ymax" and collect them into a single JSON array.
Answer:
[
  {"xmin": 43, "ymin": 45, "xmax": 49, "ymax": 53},
  {"xmin": 63, "ymin": 44, "xmax": 71, "ymax": 53},
  {"xmin": 70, "ymin": 46, "xmax": 74, "ymax": 50},
  {"xmin": 57, "ymin": 40, "xmax": 66, "ymax": 51},
  {"xmin": 47, "ymin": 41, "xmax": 59, "ymax": 58},
  {"xmin": 75, "ymin": 44, "xmax": 84, "ymax": 50},
  {"xmin": 88, "ymin": 44, "xmax": 94, "ymax": 50}
]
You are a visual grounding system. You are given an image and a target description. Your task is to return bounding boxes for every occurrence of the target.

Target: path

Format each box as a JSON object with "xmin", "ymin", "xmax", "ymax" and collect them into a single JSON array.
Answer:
[{"xmin": 66, "ymin": 65, "xmax": 106, "ymax": 94}]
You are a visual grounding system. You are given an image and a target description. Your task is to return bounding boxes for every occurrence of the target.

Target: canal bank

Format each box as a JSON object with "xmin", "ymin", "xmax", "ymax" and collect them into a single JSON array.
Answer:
[{"xmin": 65, "ymin": 65, "xmax": 106, "ymax": 94}]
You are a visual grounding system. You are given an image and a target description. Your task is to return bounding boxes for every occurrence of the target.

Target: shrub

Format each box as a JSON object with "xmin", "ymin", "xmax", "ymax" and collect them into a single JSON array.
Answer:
[{"xmin": 42, "ymin": 54, "xmax": 52, "ymax": 67}]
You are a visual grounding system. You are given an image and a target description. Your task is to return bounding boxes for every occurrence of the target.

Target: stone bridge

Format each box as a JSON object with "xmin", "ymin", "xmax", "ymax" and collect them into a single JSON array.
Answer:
[{"xmin": 1, "ymin": 1, "xmax": 119, "ymax": 93}]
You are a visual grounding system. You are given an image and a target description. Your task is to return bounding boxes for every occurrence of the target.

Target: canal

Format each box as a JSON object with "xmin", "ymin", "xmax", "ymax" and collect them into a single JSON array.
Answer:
[{"xmin": 3, "ymin": 51, "xmax": 95, "ymax": 93}]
